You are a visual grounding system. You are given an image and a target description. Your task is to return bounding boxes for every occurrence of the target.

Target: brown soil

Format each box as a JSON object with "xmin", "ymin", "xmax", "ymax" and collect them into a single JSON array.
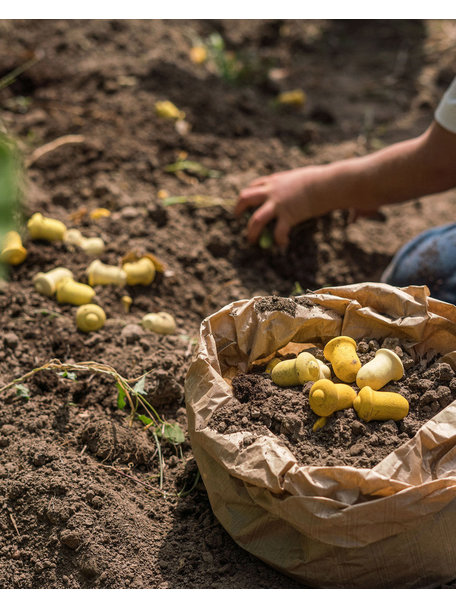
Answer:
[
  {"xmin": 1, "ymin": 19, "xmax": 456, "ymax": 589},
  {"xmin": 211, "ymin": 338, "xmax": 456, "ymax": 469}
]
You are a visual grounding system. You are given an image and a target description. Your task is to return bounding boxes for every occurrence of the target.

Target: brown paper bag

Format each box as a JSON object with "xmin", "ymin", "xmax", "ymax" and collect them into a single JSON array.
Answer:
[{"xmin": 184, "ymin": 283, "xmax": 456, "ymax": 588}]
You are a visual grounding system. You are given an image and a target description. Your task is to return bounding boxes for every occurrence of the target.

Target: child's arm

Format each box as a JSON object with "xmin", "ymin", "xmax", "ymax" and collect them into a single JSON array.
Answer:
[{"xmin": 235, "ymin": 121, "xmax": 456, "ymax": 248}]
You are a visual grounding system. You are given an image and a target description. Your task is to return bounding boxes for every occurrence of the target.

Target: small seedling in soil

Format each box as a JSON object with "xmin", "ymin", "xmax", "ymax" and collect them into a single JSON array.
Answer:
[
  {"xmin": 178, "ymin": 469, "xmax": 201, "ymax": 498},
  {"xmin": 58, "ymin": 370, "xmax": 77, "ymax": 381},
  {"xmin": 164, "ymin": 159, "xmax": 222, "ymax": 180},
  {"xmin": 0, "ymin": 51, "xmax": 42, "ymax": 92},
  {"xmin": 34, "ymin": 308, "xmax": 63, "ymax": 319},
  {"xmin": 0, "ymin": 358, "xmax": 185, "ymax": 490},
  {"xmin": 15, "ymin": 383, "xmax": 30, "ymax": 400},
  {"xmin": 201, "ymin": 32, "xmax": 270, "ymax": 86},
  {"xmin": 290, "ymin": 282, "xmax": 304, "ymax": 296},
  {"xmin": 259, "ymin": 227, "xmax": 274, "ymax": 250}
]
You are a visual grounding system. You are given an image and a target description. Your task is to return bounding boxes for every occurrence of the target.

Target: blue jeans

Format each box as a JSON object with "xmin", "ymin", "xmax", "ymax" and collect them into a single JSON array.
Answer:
[{"xmin": 381, "ymin": 222, "xmax": 456, "ymax": 304}]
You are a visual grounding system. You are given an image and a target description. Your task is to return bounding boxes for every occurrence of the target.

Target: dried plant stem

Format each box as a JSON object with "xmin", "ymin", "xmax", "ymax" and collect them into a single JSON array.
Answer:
[
  {"xmin": 26, "ymin": 134, "xmax": 86, "ymax": 168},
  {"xmin": 0, "ymin": 358, "xmax": 164, "ymax": 423}
]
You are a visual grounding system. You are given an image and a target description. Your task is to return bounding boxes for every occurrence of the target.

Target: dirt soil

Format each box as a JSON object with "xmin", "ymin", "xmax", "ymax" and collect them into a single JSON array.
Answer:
[{"xmin": 0, "ymin": 19, "xmax": 456, "ymax": 589}]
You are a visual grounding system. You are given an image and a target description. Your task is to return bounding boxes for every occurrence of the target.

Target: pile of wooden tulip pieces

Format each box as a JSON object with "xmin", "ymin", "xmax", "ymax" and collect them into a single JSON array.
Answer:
[
  {"xmin": 268, "ymin": 336, "xmax": 408, "ymax": 427},
  {"xmin": 0, "ymin": 212, "xmax": 176, "ymax": 335}
]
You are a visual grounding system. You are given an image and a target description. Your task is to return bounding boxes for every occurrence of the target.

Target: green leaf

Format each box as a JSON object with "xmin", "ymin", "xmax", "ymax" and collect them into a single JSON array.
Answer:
[
  {"xmin": 259, "ymin": 228, "xmax": 274, "ymax": 250},
  {"xmin": 58, "ymin": 371, "xmax": 77, "ymax": 381},
  {"xmin": 161, "ymin": 195, "xmax": 188, "ymax": 207},
  {"xmin": 137, "ymin": 414, "xmax": 154, "ymax": 427},
  {"xmin": 209, "ymin": 32, "xmax": 225, "ymax": 52},
  {"xmin": 116, "ymin": 382, "xmax": 127, "ymax": 410},
  {"xmin": 15, "ymin": 383, "xmax": 30, "ymax": 400},
  {"xmin": 36, "ymin": 309, "xmax": 61, "ymax": 318},
  {"xmin": 291, "ymin": 281, "xmax": 304, "ymax": 296},
  {"xmin": 133, "ymin": 375, "xmax": 147, "ymax": 396},
  {"xmin": 158, "ymin": 422, "xmax": 185, "ymax": 445},
  {"xmin": 0, "ymin": 135, "xmax": 22, "ymax": 280},
  {"xmin": 164, "ymin": 159, "xmax": 221, "ymax": 179}
]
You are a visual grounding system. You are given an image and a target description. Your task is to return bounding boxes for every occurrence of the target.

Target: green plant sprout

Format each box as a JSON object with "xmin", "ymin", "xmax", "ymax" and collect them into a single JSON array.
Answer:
[
  {"xmin": 201, "ymin": 32, "xmax": 269, "ymax": 86},
  {"xmin": 178, "ymin": 469, "xmax": 201, "ymax": 498},
  {"xmin": 58, "ymin": 370, "xmax": 77, "ymax": 381},
  {"xmin": 291, "ymin": 281, "xmax": 304, "ymax": 296},
  {"xmin": 15, "ymin": 383, "xmax": 30, "ymax": 400},
  {"xmin": 0, "ymin": 358, "xmax": 185, "ymax": 490},
  {"xmin": 0, "ymin": 51, "xmax": 42, "ymax": 92},
  {"xmin": 0, "ymin": 134, "xmax": 23, "ymax": 278},
  {"xmin": 259, "ymin": 227, "xmax": 274, "ymax": 250},
  {"xmin": 164, "ymin": 159, "xmax": 222, "ymax": 179},
  {"xmin": 34, "ymin": 308, "xmax": 63, "ymax": 318}
]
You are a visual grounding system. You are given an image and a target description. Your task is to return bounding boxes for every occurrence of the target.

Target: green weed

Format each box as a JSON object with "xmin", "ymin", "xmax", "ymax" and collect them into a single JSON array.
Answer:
[
  {"xmin": 259, "ymin": 227, "xmax": 274, "ymax": 250},
  {"xmin": 0, "ymin": 134, "xmax": 23, "ymax": 278},
  {"xmin": 0, "ymin": 358, "xmax": 186, "ymax": 490},
  {"xmin": 202, "ymin": 32, "xmax": 269, "ymax": 86},
  {"xmin": 15, "ymin": 383, "xmax": 30, "ymax": 400},
  {"xmin": 164, "ymin": 159, "xmax": 222, "ymax": 180},
  {"xmin": 291, "ymin": 281, "xmax": 304, "ymax": 296}
]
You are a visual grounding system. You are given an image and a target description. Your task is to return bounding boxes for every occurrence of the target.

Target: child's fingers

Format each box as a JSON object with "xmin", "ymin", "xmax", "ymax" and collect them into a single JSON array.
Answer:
[
  {"xmin": 248, "ymin": 176, "xmax": 270, "ymax": 187},
  {"xmin": 274, "ymin": 217, "xmax": 291, "ymax": 249},
  {"xmin": 247, "ymin": 200, "xmax": 276, "ymax": 243},
  {"xmin": 235, "ymin": 186, "xmax": 268, "ymax": 216}
]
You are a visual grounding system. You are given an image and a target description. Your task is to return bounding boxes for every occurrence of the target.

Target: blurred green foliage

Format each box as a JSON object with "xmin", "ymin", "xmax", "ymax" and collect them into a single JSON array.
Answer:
[
  {"xmin": 203, "ymin": 32, "xmax": 271, "ymax": 86},
  {"xmin": 0, "ymin": 133, "xmax": 22, "ymax": 278}
]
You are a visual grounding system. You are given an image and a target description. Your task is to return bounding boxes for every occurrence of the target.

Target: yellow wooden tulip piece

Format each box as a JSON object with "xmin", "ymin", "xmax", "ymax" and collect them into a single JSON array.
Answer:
[
  {"xmin": 121, "ymin": 295, "xmax": 133, "ymax": 314},
  {"xmin": 34, "ymin": 267, "xmax": 73, "ymax": 297},
  {"xmin": 64, "ymin": 229, "xmax": 105, "ymax": 256},
  {"xmin": 276, "ymin": 89, "xmax": 306, "ymax": 107},
  {"xmin": 141, "ymin": 312, "xmax": 176, "ymax": 335},
  {"xmin": 155, "ymin": 100, "xmax": 185, "ymax": 121},
  {"xmin": 89, "ymin": 207, "xmax": 111, "ymax": 220},
  {"xmin": 309, "ymin": 379, "xmax": 357, "ymax": 417},
  {"xmin": 265, "ymin": 358, "xmax": 281, "ymax": 374},
  {"xmin": 190, "ymin": 46, "xmax": 207, "ymax": 64},
  {"xmin": 312, "ymin": 416, "xmax": 328, "ymax": 432},
  {"xmin": 87, "ymin": 260, "xmax": 127, "ymax": 287},
  {"xmin": 76, "ymin": 304, "xmax": 106, "ymax": 332},
  {"xmin": 296, "ymin": 352, "xmax": 320, "ymax": 383},
  {"xmin": 323, "ymin": 336, "xmax": 361, "ymax": 383},
  {"xmin": 27, "ymin": 212, "xmax": 67, "ymax": 241},
  {"xmin": 0, "ymin": 231, "xmax": 27, "ymax": 265},
  {"xmin": 353, "ymin": 386, "xmax": 409, "ymax": 422},
  {"xmin": 80, "ymin": 237, "xmax": 105, "ymax": 256},
  {"xmin": 64, "ymin": 228, "xmax": 84, "ymax": 247},
  {"xmin": 271, "ymin": 359, "xmax": 300, "ymax": 387},
  {"xmin": 56, "ymin": 277, "xmax": 95, "ymax": 306},
  {"xmin": 356, "ymin": 348, "xmax": 404, "ymax": 390},
  {"xmin": 123, "ymin": 257, "xmax": 156, "ymax": 286},
  {"xmin": 316, "ymin": 359, "xmax": 331, "ymax": 379}
]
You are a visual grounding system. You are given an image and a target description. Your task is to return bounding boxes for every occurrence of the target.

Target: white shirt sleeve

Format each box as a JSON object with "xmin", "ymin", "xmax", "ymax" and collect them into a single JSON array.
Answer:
[{"xmin": 435, "ymin": 77, "xmax": 456, "ymax": 133}]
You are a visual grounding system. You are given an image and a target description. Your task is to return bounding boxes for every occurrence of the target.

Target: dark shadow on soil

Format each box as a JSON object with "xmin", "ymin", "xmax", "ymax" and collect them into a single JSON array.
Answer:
[{"xmin": 156, "ymin": 459, "xmax": 303, "ymax": 589}]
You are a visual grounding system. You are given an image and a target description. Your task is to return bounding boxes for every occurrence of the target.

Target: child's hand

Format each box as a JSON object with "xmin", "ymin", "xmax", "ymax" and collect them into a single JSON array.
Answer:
[
  {"xmin": 235, "ymin": 121, "xmax": 456, "ymax": 250},
  {"xmin": 235, "ymin": 166, "xmax": 334, "ymax": 249}
]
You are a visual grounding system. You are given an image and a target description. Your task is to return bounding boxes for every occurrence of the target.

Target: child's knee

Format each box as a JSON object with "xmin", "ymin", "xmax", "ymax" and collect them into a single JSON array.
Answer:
[{"xmin": 381, "ymin": 223, "xmax": 456, "ymax": 304}]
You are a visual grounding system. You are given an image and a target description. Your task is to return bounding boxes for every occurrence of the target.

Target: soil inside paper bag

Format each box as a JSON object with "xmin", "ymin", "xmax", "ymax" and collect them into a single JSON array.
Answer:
[{"xmin": 210, "ymin": 338, "xmax": 456, "ymax": 468}]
